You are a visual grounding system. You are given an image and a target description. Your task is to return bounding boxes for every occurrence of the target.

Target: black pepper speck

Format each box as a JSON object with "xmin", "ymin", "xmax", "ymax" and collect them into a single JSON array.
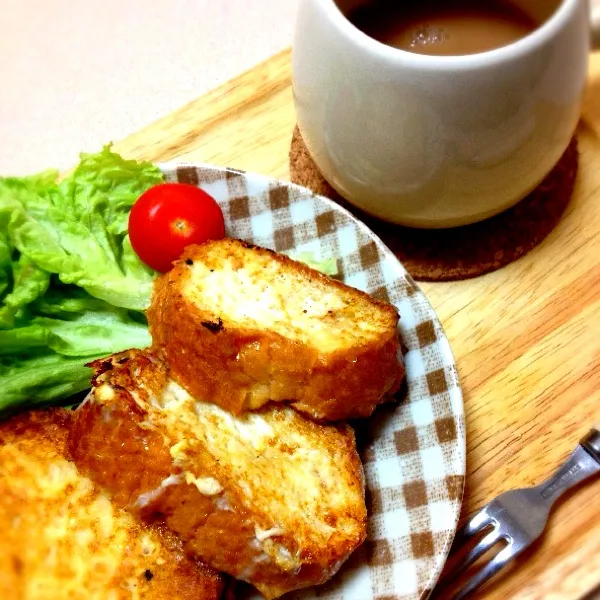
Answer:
[{"xmin": 201, "ymin": 317, "xmax": 224, "ymax": 333}]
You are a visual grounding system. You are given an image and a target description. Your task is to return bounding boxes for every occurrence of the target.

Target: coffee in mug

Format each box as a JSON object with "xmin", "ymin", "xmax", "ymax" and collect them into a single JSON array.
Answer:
[
  {"xmin": 292, "ymin": 0, "xmax": 597, "ymax": 227},
  {"xmin": 346, "ymin": 0, "xmax": 541, "ymax": 56}
]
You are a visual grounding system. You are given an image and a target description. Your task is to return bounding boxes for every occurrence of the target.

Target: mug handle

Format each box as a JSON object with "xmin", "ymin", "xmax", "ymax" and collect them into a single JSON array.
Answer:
[{"xmin": 592, "ymin": 0, "xmax": 600, "ymax": 48}]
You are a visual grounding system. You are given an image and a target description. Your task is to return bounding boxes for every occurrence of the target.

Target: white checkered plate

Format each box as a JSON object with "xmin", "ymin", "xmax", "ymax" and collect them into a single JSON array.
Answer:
[{"xmin": 160, "ymin": 163, "xmax": 466, "ymax": 600}]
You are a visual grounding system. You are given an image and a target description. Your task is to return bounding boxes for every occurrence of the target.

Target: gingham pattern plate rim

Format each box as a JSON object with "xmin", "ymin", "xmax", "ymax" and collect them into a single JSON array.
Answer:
[{"xmin": 159, "ymin": 162, "xmax": 466, "ymax": 600}]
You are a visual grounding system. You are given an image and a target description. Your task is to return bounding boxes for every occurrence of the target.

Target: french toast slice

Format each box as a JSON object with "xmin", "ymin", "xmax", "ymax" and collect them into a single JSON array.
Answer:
[
  {"xmin": 69, "ymin": 349, "xmax": 367, "ymax": 600},
  {"xmin": 147, "ymin": 238, "xmax": 404, "ymax": 421},
  {"xmin": 0, "ymin": 409, "xmax": 224, "ymax": 600}
]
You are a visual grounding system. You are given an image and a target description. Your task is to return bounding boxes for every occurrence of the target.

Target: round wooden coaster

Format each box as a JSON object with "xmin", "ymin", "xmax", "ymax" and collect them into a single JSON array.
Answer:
[{"xmin": 289, "ymin": 126, "xmax": 579, "ymax": 281}]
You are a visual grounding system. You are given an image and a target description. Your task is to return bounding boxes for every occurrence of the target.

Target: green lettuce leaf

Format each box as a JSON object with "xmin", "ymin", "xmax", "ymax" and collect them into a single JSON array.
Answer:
[
  {"xmin": 0, "ymin": 324, "xmax": 51, "ymax": 355},
  {"xmin": 0, "ymin": 282, "xmax": 151, "ymax": 357},
  {"xmin": 31, "ymin": 307, "xmax": 151, "ymax": 357},
  {"xmin": 0, "ymin": 282, "xmax": 151, "ymax": 412},
  {"xmin": 0, "ymin": 254, "xmax": 50, "ymax": 328},
  {"xmin": 0, "ymin": 231, "xmax": 12, "ymax": 298},
  {"xmin": 283, "ymin": 250, "xmax": 339, "ymax": 277},
  {"xmin": 0, "ymin": 145, "xmax": 162, "ymax": 310},
  {"xmin": 0, "ymin": 352, "xmax": 98, "ymax": 416},
  {"xmin": 0, "ymin": 147, "xmax": 164, "ymax": 414}
]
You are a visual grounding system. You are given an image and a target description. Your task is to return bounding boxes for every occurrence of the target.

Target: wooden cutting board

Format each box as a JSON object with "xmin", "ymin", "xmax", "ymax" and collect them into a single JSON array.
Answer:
[{"xmin": 114, "ymin": 49, "xmax": 600, "ymax": 599}]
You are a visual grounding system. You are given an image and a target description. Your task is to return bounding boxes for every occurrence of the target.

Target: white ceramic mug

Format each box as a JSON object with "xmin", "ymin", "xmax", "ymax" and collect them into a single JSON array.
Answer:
[{"xmin": 293, "ymin": 0, "xmax": 600, "ymax": 228}]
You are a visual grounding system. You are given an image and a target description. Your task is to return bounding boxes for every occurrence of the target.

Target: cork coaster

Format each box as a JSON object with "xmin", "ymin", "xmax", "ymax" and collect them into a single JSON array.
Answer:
[{"xmin": 289, "ymin": 126, "xmax": 579, "ymax": 281}]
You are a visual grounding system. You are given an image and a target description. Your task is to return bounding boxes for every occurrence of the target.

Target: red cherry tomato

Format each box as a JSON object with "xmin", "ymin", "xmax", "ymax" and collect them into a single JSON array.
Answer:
[{"xmin": 129, "ymin": 183, "xmax": 225, "ymax": 272}]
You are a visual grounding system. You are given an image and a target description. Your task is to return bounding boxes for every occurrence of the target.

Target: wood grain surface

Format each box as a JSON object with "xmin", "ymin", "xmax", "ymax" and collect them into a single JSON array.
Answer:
[{"xmin": 113, "ymin": 49, "xmax": 600, "ymax": 599}]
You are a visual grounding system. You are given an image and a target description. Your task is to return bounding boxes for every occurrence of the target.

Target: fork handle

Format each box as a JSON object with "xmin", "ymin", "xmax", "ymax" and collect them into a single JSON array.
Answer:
[
  {"xmin": 581, "ymin": 423, "xmax": 600, "ymax": 464},
  {"xmin": 537, "ymin": 430, "xmax": 600, "ymax": 505}
]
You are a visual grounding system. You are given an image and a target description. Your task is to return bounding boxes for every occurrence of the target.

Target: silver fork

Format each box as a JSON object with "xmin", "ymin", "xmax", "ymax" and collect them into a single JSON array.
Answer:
[{"xmin": 436, "ymin": 423, "xmax": 600, "ymax": 599}]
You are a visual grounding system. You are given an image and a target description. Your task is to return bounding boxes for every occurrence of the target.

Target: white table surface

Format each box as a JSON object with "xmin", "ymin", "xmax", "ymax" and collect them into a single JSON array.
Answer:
[{"xmin": 1, "ymin": 0, "xmax": 299, "ymax": 175}]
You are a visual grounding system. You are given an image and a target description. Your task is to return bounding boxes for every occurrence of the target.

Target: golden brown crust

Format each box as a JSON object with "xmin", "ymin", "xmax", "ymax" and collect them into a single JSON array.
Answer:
[
  {"xmin": 0, "ymin": 408, "xmax": 223, "ymax": 600},
  {"xmin": 147, "ymin": 239, "xmax": 404, "ymax": 421},
  {"xmin": 70, "ymin": 350, "xmax": 367, "ymax": 599}
]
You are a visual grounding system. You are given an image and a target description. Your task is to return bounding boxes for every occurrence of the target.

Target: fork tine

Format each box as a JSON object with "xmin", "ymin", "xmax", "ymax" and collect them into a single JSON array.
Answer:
[
  {"xmin": 449, "ymin": 508, "xmax": 493, "ymax": 552},
  {"xmin": 453, "ymin": 544, "xmax": 513, "ymax": 600},
  {"xmin": 444, "ymin": 527, "xmax": 502, "ymax": 581}
]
